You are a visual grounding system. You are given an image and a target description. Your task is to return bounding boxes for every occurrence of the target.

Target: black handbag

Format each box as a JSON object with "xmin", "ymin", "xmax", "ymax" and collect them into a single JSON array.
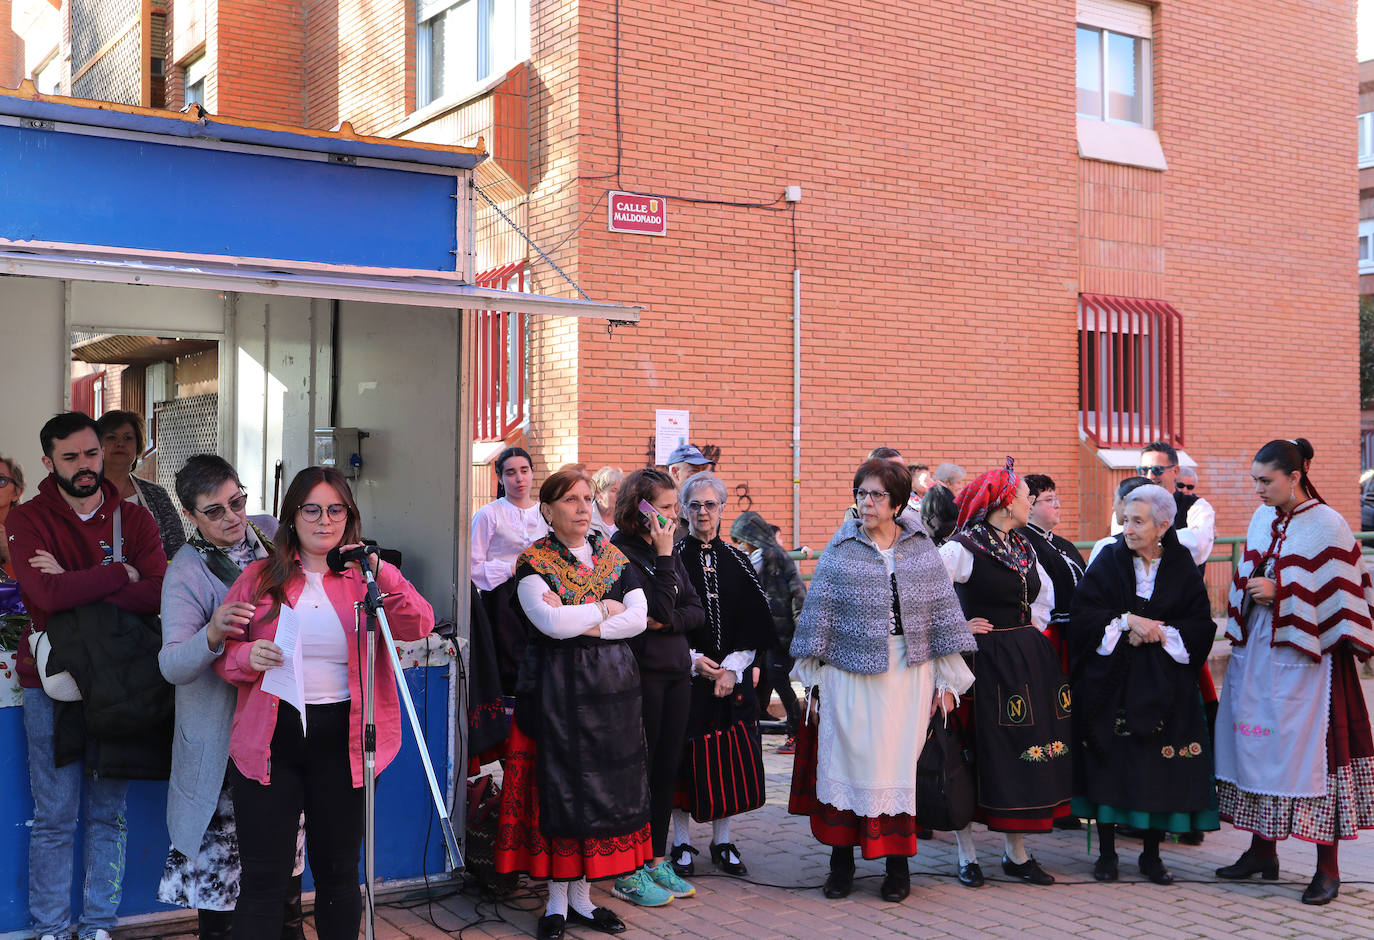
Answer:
[
  {"xmin": 916, "ymin": 712, "xmax": 975, "ymax": 831},
  {"xmin": 685, "ymin": 718, "xmax": 767, "ymax": 823}
]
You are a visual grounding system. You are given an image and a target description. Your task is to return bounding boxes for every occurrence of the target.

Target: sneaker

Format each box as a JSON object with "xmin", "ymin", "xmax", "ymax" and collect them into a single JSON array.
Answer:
[
  {"xmin": 611, "ymin": 867, "xmax": 674, "ymax": 907},
  {"xmin": 648, "ymin": 859, "xmax": 696, "ymax": 898},
  {"xmin": 776, "ymin": 736, "xmax": 797, "ymax": 755}
]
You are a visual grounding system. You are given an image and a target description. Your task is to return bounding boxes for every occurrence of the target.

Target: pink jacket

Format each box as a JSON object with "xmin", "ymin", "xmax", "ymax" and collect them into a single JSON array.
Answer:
[{"xmin": 215, "ymin": 556, "xmax": 435, "ymax": 786}]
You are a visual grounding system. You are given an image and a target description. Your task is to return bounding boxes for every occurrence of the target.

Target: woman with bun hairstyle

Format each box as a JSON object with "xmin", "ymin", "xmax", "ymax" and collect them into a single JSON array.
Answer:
[
  {"xmin": 215, "ymin": 467, "xmax": 435, "ymax": 938},
  {"xmin": 1214, "ymin": 439, "xmax": 1374, "ymax": 905}
]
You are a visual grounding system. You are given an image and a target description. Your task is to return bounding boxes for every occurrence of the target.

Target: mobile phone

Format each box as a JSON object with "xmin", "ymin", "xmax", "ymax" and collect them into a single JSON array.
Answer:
[{"xmin": 639, "ymin": 498, "xmax": 672, "ymax": 529}]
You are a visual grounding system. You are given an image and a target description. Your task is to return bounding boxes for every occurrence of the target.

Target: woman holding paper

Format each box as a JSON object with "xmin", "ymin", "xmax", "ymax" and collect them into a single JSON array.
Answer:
[{"xmin": 215, "ymin": 467, "xmax": 435, "ymax": 940}]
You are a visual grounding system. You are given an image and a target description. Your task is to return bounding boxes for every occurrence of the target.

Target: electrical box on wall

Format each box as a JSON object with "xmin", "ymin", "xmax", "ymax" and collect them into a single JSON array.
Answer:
[{"xmin": 314, "ymin": 427, "xmax": 368, "ymax": 478}]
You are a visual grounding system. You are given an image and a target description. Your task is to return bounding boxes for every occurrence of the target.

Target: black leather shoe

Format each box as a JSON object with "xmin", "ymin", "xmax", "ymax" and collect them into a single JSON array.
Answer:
[
  {"xmin": 823, "ymin": 867, "xmax": 854, "ymax": 899},
  {"xmin": 1053, "ymin": 815, "xmax": 1083, "ymax": 830},
  {"xmin": 1002, "ymin": 855, "xmax": 1055, "ymax": 885},
  {"xmin": 710, "ymin": 841, "xmax": 748, "ymax": 876},
  {"xmin": 537, "ymin": 913, "xmax": 566, "ymax": 939},
  {"xmin": 957, "ymin": 862, "xmax": 985, "ymax": 888},
  {"xmin": 1138, "ymin": 854, "xmax": 1175, "ymax": 885},
  {"xmin": 1178, "ymin": 830, "xmax": 1204, "ymax": 846},
  {"xmin": 1093, "ymin": 853, "xmax": 1119, "ymax": 882},
  {"xmin": 880, "ymin": 872, "xmax": 911, "ymax": 902},
  {"xmin": 918, "ymin": 828, "xmax": 934, "ymax": 839},
  {"xmin": 671, "ymin": 843, "xmax": 698, "ymax": 877},
  {"xmin": 1216, "ymin": 850, "xmax": 1280, "ymax": 880},
  {"xmin": 567, "ymin": 906, "xmax": 628, "ymax": 934},
  {"xmin": 1301, "ymin": 871, "xmax": 1340, "ymax": 906}
]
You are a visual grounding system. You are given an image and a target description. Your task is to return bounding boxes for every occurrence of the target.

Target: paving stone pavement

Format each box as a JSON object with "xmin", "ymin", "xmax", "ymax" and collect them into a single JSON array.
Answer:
[{"xmin": 131, "ymin": 681, "xmax": 1374, "ymax": 940}]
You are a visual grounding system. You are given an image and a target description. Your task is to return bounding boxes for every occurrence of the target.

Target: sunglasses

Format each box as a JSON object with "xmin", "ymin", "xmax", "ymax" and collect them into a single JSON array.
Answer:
[
  {"xmin": 194, "ymin": 490, "xmax": 248, "ymax": 521},
  {"xmin": 1176, "ymin": 483, "xmax": 1195, "ymax": 492},
  {"xmin": 1136, "ymin": 464, "xmax": 1176, "ymax": 477}
]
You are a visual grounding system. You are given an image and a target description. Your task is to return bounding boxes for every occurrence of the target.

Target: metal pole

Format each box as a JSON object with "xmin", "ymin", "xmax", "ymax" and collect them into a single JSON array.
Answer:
[
  {"xmin": 792, "ymin": 266, "xmax": 802, "ymax": 548},
  {"xmin": 358, "ymin": 601, "xmax": 377, "ymax": 940}
]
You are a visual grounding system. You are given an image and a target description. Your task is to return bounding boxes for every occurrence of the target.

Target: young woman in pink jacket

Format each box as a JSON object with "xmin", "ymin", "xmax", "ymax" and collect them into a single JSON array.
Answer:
[{"xmin": 215, "ymin": 467, "xmax": 434, "ymax": 940}]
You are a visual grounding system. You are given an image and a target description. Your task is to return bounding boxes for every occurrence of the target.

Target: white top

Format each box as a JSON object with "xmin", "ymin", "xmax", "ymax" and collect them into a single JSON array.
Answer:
[
  {"xmin": 515, "ymin": 540, "xmax": 648, "ymax": 640},
  {"xmin": 1111, "ymin": 494, "xmax": 1216, "ymax": 567},
  {"xmin": 298, "ymin": 570, "xmax": 350, "ymax": 703},
  {"xmin": 470, "ymin": 497, "xmax": 549, "ymax": 591},
  {"xmin": 1093, "ymin": 555, "xmax": 1189, "ymax": 664},
  {"xmin": 937, "ymin": 538, "xmax": 1053, "ymax": 631},
  {"xmin": 590, "ymin": 505, "xmax": 618, "ymax": 543}
]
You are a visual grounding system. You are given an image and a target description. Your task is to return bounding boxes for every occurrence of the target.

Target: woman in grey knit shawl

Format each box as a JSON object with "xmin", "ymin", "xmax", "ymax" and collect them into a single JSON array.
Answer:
[{"xmin": 789, "ymin": 458, "xmax": 975, "ymax": 904}]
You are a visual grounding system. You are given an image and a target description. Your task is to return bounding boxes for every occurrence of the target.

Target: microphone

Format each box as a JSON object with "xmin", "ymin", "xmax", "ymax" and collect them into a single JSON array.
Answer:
[{"xmin": 327, "ymin": 544, "xmax": 380, "ymax": 573}]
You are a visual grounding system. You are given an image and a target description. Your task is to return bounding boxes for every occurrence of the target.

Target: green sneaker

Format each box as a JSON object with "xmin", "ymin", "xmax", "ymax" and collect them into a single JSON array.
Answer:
[
  {"xmin": 611, "ymin": 867, "xmax": 675, "ymax": 907},
  {"xmin": 648, "ymin": 859, "xmax": 696, "ymax": 898}
]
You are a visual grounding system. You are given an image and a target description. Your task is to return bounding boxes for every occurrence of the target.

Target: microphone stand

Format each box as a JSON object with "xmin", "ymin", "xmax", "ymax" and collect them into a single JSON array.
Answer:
[{"xmin": 354, "ymin": 556, "xmax": 462, "ymax": 940}]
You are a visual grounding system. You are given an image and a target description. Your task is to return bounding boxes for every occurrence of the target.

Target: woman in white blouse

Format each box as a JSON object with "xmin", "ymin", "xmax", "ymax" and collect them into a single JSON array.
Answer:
[
  {"xmin": 1066, "ymin": 484, "xmax": 1217, "ymax": 885},
  {"xmin": 493, "ymin": 468, "xmax": 654, "ymax": 940},
  {"xmin": 471, "ymin": 446, "xmax": 549, "ymax": 693}
]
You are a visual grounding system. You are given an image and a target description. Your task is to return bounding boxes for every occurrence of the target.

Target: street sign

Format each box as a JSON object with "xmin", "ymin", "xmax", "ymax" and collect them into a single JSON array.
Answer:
[{"xmin": 608, "ymin": 191, "xmax": 667, "ymax": 236}]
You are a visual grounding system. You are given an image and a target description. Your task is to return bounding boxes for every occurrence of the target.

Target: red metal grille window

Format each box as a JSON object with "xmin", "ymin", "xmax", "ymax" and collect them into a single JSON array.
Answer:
[
  {"xmin": 473, "ymin": 263, "xmax": 528, "ymax": 442},
  {"xmin": 1078, "ymin": 294, "xmax": 1184, "ymax": 449}
]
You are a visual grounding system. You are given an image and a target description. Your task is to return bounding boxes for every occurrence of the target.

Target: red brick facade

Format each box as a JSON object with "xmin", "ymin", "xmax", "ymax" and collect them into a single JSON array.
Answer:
[{"xmin": 8, "ymin": 0, "xmax": 1363, "ymax": 547}]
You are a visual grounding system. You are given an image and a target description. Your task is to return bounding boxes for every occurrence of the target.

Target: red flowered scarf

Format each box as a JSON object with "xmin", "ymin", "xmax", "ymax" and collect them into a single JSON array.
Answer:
[{"xmin": 954, "ymin": 458, "xmax": 1019, "ymax": 530}]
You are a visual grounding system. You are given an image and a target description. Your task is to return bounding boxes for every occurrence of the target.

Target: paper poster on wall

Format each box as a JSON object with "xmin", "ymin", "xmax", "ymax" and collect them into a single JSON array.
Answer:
[{"xmin": 655, "ymin": 409, "xmax": 690, "ymax": 465}]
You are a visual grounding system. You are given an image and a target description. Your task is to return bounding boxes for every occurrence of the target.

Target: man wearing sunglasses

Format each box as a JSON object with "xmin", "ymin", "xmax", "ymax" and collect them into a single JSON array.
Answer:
[{"xmin": 1113, "ymin": 441, "xmax": 1215, "ymax": 571}]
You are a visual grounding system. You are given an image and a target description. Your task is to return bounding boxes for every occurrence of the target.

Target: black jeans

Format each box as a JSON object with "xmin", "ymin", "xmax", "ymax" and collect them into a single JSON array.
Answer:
[
  {"xmin": 641, "ymin": 672, "xmax": 690, "ymax": 858},
  {"xmin": 230, "ymin": 701, "xmax": 364, "ymax": 940},
  {"xmin": 765, "ymin": 649, "xmax": 802, "ymax": 734}
]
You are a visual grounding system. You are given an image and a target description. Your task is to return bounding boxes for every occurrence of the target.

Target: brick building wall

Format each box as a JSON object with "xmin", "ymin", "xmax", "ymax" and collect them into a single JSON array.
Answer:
[{"xmin": 214, "ymin": 0, "xmax": 304, "ymax": 124}]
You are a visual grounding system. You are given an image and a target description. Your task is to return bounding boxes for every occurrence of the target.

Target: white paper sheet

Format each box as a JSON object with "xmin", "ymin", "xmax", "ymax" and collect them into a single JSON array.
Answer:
[
  {"xmin": 655, "ymin": 409, "xmax": 689, "ymax": 465},
  {"xmin": 260, "ymin": 604, "xmax": 306, "ymax": 726}
]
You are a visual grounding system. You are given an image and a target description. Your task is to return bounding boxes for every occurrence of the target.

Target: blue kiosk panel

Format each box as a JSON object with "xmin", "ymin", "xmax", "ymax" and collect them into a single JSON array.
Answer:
[{"xmin": 0, "ymin": 123, "xmax": 459, "ymax": 271}]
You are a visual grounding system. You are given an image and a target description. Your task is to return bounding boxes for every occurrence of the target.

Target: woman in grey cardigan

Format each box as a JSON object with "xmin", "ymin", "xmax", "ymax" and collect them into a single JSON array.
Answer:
[
  {"xmin": 156, "ymin": 455, "xmax": 303, "ymax": 940},
  {"xmin": 789, "ymin": 458, "xmax": 976, "ymax": 903}
]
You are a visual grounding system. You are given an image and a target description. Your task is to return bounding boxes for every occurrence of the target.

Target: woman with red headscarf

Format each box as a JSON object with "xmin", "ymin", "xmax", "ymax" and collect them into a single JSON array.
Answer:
[{"xmin": 937, "ymin": 461, "xmax": 1072, "ymax": 888}]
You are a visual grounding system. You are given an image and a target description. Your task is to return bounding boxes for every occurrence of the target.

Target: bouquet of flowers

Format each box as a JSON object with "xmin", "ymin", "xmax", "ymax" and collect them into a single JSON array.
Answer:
[{"xmin": 0, "ymin": 579, "xmax": 27, "ymax": 652}]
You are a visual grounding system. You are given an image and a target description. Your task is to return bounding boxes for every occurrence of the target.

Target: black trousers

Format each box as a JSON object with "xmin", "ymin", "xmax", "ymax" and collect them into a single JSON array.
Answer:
[
  {"xmin": 230, "ymin": 701, "xmax": 364, "ymax": 940},
  {"xmin": 763, "ymin": 649, "xmax": 802, "ymax": 733},
  {"xmin": 640, "ymin": 672, "xmax": 690, "ymax": 858}
]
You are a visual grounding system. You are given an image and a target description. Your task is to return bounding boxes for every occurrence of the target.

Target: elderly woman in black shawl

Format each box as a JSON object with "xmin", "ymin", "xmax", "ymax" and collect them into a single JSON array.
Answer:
[
  {"xmin": 1067, "ymin": 483, "xmax": 1219, "ymax": 886},
  {"xmin": 670, "ymin": 473, "xmax": 776, "ymax": 878}
]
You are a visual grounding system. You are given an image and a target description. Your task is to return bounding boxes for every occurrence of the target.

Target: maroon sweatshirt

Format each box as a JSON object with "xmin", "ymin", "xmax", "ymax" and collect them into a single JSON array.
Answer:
[{"xmin": 7, "ymin": 475, "xmax": 167, "ymax": 689}]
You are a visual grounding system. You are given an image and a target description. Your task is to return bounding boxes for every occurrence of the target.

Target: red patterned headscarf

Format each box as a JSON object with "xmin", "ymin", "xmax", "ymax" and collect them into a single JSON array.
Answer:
[{"xmin": 954, "ymin": 457, "xmax": 1020, "ymax": 530}]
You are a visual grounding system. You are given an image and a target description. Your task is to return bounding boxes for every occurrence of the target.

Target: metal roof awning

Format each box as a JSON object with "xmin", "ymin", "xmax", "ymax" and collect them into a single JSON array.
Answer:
[{"xmin": 0, "ymin": 241, "xmax": 642, "ymax": 322}]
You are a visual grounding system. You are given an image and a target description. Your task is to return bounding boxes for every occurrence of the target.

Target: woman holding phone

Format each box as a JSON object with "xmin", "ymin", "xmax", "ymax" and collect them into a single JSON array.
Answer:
[{"xmin": 610, "ymin": 468, "xmax": 704, "ymax": 906}]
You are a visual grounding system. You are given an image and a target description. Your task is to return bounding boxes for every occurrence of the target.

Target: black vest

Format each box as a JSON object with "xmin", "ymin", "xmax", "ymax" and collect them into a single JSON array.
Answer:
[
  {"xmin": 952, "ymin": 533, "xmax": 1041, "ymax": 627},
  {"xmin": 1173, "ymin": 491, "xmax": 1206, "ymax": 573},
  {"xmin": 1019, "ymin": 525, "xmax": 1085, "ymax": 624}
]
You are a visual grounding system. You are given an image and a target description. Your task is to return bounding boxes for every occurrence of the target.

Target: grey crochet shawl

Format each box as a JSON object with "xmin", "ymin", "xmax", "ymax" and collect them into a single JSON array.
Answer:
[{"xmin": 790, "ymin": 514, "xmax": 974, "ymax": 675}]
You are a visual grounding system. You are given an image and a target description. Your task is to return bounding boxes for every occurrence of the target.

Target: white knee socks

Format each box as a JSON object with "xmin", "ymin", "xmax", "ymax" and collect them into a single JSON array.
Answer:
[
  {"xmin": 568, "ymin": 878, "xmax": 596, "ymax": 918},
  {"xmin": 712, "ymin": 817, "xmax": 732, "ymax": 846},
  {"xmin": 954, "ymin": 824, "xmax": 978, "ymax": 866},
  {"xmin": 1004, "ymin": 832, "xmax": 1029, "ymax": 865},
  {"xmin": 545, "ymin": 880, "xmax": 569, "ymax": 918},
  {"xmin": 672, "ymin": 809, "xmax": 692, "ymax": 850}
]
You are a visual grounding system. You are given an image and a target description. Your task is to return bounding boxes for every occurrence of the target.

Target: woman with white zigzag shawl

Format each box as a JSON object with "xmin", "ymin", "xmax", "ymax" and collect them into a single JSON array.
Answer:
[
  {"xmin": 670, "ymin": 472, "xmax": 775, "ymax": 879},
  {"xmin": 1214, "ymin": 439, "xmax": 1374, "ymax": 906}
]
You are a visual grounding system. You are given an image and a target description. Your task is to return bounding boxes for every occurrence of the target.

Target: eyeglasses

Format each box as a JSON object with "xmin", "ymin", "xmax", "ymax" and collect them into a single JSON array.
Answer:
[
  {"xmin": 1176, "ymin": 483, "xmax": 1195, "ymax": 492},
  {"xmin": 686, "ymin": 500, "xmax": 721, "ymax": 513},
  {"xmin": 1031, "ymin": 495, "xmax": 1061, "ymax": 506},
  {"xmin": 0, "ymin": 475, "xmax": 14, "ymax": 489},
  {"xmin": 1136, "ymin": 465, "xmax": 1176, "ymax": 477},
  {"xmin": 298, "ymin": 502, "xmax": 349, "ymax": 522},
  {"xmin": 854, "ymin": 489, "xmax": 890, "ymax": 504},
  {"xmin": 194, "ymin": 490, "xmax": 248, "ymax": 521}
]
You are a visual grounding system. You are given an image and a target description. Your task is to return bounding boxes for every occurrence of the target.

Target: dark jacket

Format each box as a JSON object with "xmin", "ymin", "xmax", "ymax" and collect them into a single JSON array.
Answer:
[
  {"xmin": 729, "ymin": 511, "xmax": 805, "ymax": 652},
  {"xmin": 612, "ymin": 531, "xmax": 702, "ymax": 676},
  {"xmin": 46, "ymin": 601, "xmax": 173, "ymax": 779}
]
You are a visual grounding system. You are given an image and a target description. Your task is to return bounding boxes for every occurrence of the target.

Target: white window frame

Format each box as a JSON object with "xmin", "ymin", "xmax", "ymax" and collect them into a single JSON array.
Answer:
[
  {"xmin": 1360, "ymin": 113, "xmax": 1374, "ymax": 168},
  {"xmin": 1076, "ymin": 23, "xmax": 1152, "ymax": 129},
  {"xmin": 184, "ymin": 55, "xmax": 210, "ymax": 109},
  {"xmin": 33, "ymin": 50, "xmax": 63, "ymax": 96},
  {"xmin": 1360, "ymin": 220, "xmax": 1374, "ymax": 275},
  {"xmin": 417, "ymin": 0, "xmax": 530, "ymax": 111}
]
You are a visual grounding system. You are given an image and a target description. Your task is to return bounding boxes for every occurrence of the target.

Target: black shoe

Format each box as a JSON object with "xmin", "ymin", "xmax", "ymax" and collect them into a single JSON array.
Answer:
[
  {"xmin": 197, "ymin": 909, "xmax": 233, "ymax": 940},
  {"xmin": 671, "ymin": 843, "xmax": 698, "ymax": 877},
  {"xmin": 823, "ymin": 867, "xmax": 854, "ymax": 899},
  {"xmin": 1178, "ymin": 830, "xmax": 1204, "ymax": 846},
  {"xmin": 1053, "ymin": 815, "xmax": 1083, "ymax": 830},
  {"xmin": 567, "ymin": 906, "xmax": 628, "ymax": 934},
  {"xmin": 1216, "ymin": 850, "xmax": 1279, "ymax": 880},
  {"xmin": 918, "ymin": 828, "xmax": 934, "ymax": 840},
  {"xmin": 880, "ymin": 872, "xmax": 911, "ymax": 902},
  {"xmin": 1138, "ymin": 854, "xmax": 1174, "ymax": 886},
  {"xmin": 957, "ymin": 862, "xmax": 985, "ymax": 888},
  {"xmin": 1301, "ymin": 871, "xmax": 1340, "ymax": 906},
  {"xmin": 710, "ymin": 841, "xmax": 748, "ymax": 876},
  {"xmin": 1093, "ymin": 853, "xmax": 1119, "ymax": 882},
  {"xmin": 1002, "ymin": 854, "xmax": 1055, "ymax": 886},
  {"xmin": 537, "ymin": 913, "xmax": 566, "ymax": 940}
]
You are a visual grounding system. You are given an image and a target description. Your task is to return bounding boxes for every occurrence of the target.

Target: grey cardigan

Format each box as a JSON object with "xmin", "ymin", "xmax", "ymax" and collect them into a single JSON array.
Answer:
[
  {"xmin": 158, "ymin": 515, "xmax": 276, "ymax": 857},
  {"xmin": 791, "ymin": 514, "xmax": 975, "ymax": 675}
]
